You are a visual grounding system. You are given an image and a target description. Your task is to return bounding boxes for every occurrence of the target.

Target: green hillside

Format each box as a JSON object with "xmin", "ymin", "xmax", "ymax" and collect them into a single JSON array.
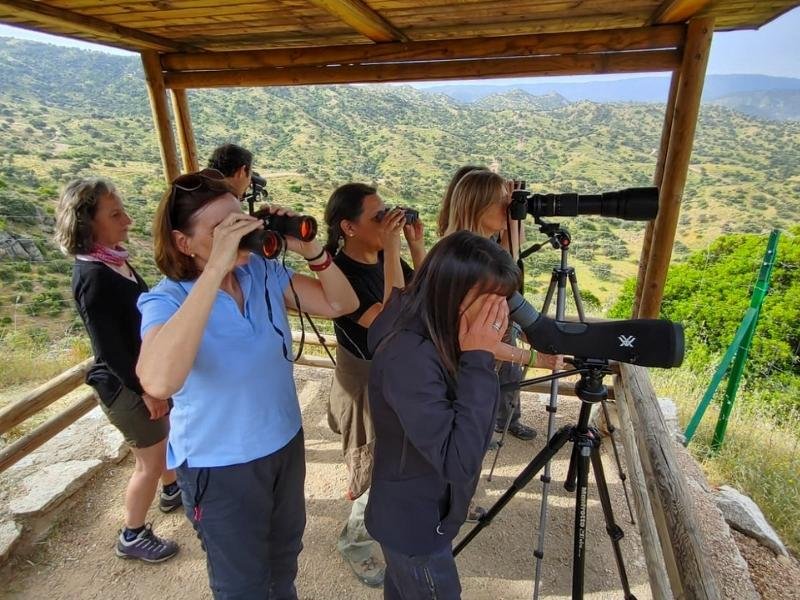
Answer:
[{"xmin": 1, "ymin": 36, "xmax": 799, "ymax": 342}]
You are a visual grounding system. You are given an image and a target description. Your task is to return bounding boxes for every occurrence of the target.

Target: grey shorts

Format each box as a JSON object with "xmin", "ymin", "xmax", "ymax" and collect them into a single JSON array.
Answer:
[{"xmin": 99, "ymin": 385, "xmax": 169, "ymax": 449}]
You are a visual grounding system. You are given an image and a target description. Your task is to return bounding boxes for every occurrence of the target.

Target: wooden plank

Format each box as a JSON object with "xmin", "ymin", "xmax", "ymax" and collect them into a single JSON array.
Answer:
[
  {"xmin": 162, "ymin": 25, "xmax": 684, "ymax": 71},
  {"xmin": 651, "ymin": 0, "xmax": 714, "ymax": 24},
  {"xmin": 0, "ymin": 0, "xmax": 195, "ymax": 51},
  {"xmin": 170, "ymin": 89, "xmax": 199, "ymax": 173},
  {"xmin": 633, "ymin": 69, "xmax": 680, "ymax": 318},
  {"xmin": 295, "ymin": 355, "xmax": 335, "ymax": 369},
  {"xmin": 164, "ymin": 49, "xmax": 680, "ymax": 88},
  {"xmin": 620, "ymin": 363, "xmax": 721, "ymax": 598},
  {"xmin": 613, "ymin": 376, "xmax": 674, "ymax": 599},
  {"xmin": 306, "ymin": 0, "xmax": 409, "ymax": 42},
  {"xmin": 141, "ymin": 51, "xmax": 181, "ymax": 183},
  {"xmin": 0, "ymin": 358, "xmax": 92, "ymax": 436},
  {"xmin": 0, "ymin": 391, "xmax": 98, "ymax": 474},
  {"xmin": 639, "ymin": 17, "xmax": 713, "ymax": 318}
]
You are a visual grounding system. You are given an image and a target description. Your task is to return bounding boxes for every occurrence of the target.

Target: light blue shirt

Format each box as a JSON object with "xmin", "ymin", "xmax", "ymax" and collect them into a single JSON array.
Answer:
[{"xmin": 138, "ymin": 254, "xmax": 300, "ymax": 469}]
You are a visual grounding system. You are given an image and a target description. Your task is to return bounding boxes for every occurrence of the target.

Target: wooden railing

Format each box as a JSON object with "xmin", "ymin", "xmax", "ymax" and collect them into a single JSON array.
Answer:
[{"xmin": 0, "ymin": 332, "xmax": 721, "ymax": 598}]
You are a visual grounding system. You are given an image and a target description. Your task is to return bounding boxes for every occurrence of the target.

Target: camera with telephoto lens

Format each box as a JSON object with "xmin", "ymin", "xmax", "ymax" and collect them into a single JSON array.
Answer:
[
  {"xmin": 374, "ymin": 207, "xmax": 419, "ymax": 224},
  {"xmin": 508, "ymin": 180, "xmax": 660, "ymax": 222}
]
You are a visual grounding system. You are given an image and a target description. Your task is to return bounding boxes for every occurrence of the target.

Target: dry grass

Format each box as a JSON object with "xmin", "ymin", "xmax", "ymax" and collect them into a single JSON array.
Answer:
[{"xmin": 652, "ymin": 368, "xmax": 800, "ymax": 555}]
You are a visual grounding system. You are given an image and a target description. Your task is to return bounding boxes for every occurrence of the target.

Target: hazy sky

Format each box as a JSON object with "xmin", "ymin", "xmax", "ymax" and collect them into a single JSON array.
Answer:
[{"xmin": 1, "ymin": 6, "xmax": 798, "ymax": 85}]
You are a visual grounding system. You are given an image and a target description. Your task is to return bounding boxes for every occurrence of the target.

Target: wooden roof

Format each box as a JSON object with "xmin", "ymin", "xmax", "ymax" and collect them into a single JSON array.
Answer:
[{"xmin": 1, "ymin": 0, "xmax": 798, "ymax": 55}]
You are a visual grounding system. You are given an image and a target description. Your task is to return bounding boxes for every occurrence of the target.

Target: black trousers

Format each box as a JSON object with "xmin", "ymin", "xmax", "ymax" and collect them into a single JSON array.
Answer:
[
  {"xmin": 177, "ymin": 429, "xmax": 306, "ymax": 600},
  {"xmin": 381, "ymin": 544, "xmax": 462, "ymax": 600}
]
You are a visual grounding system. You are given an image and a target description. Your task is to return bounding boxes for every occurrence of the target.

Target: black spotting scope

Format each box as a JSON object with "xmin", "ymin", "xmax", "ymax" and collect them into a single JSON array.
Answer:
[
  {"xmin": 508, "ymin": 185, "xmax": 659, "ymax": 222},
  {"xmin": 507, "ymin": 292, "xmax": 684, "ymax": 368}
]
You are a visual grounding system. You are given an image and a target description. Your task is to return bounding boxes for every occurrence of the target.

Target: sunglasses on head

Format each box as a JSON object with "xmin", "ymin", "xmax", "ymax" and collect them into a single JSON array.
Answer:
[{"xmin": 168, "ymin": 168, "xmax": 229, "ymax": 226}]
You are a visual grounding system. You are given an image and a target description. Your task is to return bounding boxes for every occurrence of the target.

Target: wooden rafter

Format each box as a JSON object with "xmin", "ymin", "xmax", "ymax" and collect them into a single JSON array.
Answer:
[
  {"xmin": 0, "ymin": 0, "xmax": 197, "ymax": 52},
  {"xmin": 651, "ymin": 0, "xmax": 714, "ymax": 24},
  {"xmin": 305, "ymin": 0, "xmax": 408, "ymax": 43},
  {"xmin": 162, "ymin": 25, "xmax": 684, "ymax": 71},
  {"xmin": 163, "ymin": 49, "xmax": 680, "ymax": 89}
]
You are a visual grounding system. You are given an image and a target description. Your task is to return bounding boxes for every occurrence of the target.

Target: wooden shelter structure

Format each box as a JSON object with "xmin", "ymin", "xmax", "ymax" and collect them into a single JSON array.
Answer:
[{"xmin": 1, "ymin": 2, "xmax": 798, "ymax": 598}]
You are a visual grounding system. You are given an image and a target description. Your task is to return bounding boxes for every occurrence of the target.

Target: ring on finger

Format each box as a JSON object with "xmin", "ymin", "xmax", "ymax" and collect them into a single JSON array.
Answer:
[{"xmin": 491, "ymin": 321, "xmax": 502, "ymax": 331}]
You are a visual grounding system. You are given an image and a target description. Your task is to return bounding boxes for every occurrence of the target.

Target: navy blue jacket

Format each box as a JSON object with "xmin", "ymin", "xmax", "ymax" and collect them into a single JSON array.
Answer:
[{"xmin": 365, "ymin": 293, "xmax": 499, "ymax": 555}]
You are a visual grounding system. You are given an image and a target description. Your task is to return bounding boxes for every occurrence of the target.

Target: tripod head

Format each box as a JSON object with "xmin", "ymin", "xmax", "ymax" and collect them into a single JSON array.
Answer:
[
  {"xmin": 499, "ymin": 356, "xmax": 611, "ymax": 405},
  {"xmin": 520, "ymin": 218, "xmax": 572, "ymax": 259}
]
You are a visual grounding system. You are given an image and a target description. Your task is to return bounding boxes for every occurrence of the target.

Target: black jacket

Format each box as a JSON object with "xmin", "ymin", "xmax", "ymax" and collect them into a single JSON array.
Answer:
[{"xmin": 365, "ymin": 292, "xmax": 499, "ymax": 555}]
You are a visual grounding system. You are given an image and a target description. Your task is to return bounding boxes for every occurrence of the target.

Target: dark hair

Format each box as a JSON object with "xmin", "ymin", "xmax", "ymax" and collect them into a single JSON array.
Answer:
[
  {"xmin": 438, "ymin": 165, "xmax": 487, "ymax": 236},
  {"xmin": 207, "ymin": 144, "xmax": 253, "ymax": 177},
  {"xmin": 399, "ymin": 230, "xmax": 520, "ymax": 379},
  {"xmin": 153, "ymin": 169, "xmax": 236, "ymax": 280},
  {"xmin": 323, "ymin": 182, "xmax": 376, "ymax": 256}
]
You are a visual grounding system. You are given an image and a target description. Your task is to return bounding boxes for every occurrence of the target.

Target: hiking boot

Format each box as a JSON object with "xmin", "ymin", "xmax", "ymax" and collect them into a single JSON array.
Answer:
[
  {"xmin": 344, "ymin": 554, "xmax": 385, "ymax": 588},
  {"xmin": 506, "ymin": 422, "xmax": 537, "ymax": 441},
  {"xmin": 116, "ymin": 524, "xmax": 179, "ymax": 563},
  {"xmin": 159, "ymin": 487, "xmax": 183, "ymax": 513}
]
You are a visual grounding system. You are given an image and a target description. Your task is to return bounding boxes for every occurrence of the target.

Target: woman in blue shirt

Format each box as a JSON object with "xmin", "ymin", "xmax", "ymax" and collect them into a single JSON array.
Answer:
[{"xmin": 136, "ymin": 169, "xmax": 358, "ymax": 600}]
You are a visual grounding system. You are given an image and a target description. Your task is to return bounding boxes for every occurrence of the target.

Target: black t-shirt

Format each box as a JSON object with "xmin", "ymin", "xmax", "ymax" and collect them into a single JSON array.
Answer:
[
  {"xmin": 333, "ymin": 251, "xmax": 413, "ymax": 360},
  {"xmin": 71, "ymin": 260, "xmax": 148, "ymax": 404}
]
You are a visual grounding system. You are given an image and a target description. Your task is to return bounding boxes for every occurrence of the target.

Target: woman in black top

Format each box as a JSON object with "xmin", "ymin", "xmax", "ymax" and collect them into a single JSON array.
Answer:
[
  {"xmin": 55, "ymin": 178, "xmax": 179, "ymax": 563},
  {"xmin": 365, "ymin": 231, "xmax": 517, "ymax": 599},
  {"xmin": 322, "ymin": 183, "xmax": 425, "ymax": 587}
]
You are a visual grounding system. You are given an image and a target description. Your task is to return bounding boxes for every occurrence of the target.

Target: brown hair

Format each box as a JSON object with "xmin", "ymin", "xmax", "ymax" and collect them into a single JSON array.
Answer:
[
  {"xmin": 54, "ymin": 178, "xmax": 117, "ymax": 255},
  {"xmin": 153, "ymin": 169, "xmax": 235, "ymax": 280},
  {"xmin": 444, "ymin": 170, "xmax": 507, "ymax": 237},
  {"xmin": 437, "ymin": 165, "xmax": 487, "ymax": 236}
]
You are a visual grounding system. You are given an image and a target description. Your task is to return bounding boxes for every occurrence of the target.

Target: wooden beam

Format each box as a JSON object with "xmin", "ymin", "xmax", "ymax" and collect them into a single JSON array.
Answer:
[
  {"xmin": 305, "ymin": 0, "xmax": 408, "ymax": 43},
  {"xmin": 0, "ymin": 0, "xmax": 194, "ymax": 52},
  {"xmin": 651, "ymin": 0, "xmax": 714, "ymax": 24},
  {"xmin": 619, "ymin": 363, "xmax": 721, "ymax": 598},
  {"xmin": 141, "ymin": 52, "xmax": 181, "ymax": 183},
  {"xmin": 0, "ymin": 358, "xmax": 92, "ymax": 436},
  {"xmin": 639, "ymin": 18, "xmax": 713, "ymax": 317},
  {"xmin": 164, "ymin": 49, "xmax": 680, "ymax": 89},
  {"xmin": 162, "ymin": 25, "xmax": 684, "ymax": 72},
  {"xmin": 170, "ymin": 89, "xmax": 199, "ymax": 173},
  {"xmin": 633, "ymin": 69, "xmax": 680, "ymax": 318},
  {"xmin": 0, "ymin": 391, "xmax": 98, "ymax": 474},
  {"xmin": 614, "ymin": 377, "xmax": 674, "ymax": 598}
]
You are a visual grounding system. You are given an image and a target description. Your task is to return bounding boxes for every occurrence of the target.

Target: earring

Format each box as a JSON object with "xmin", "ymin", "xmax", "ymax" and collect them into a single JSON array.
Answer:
[{"xmin": 191, "ymin": 253, "xmax": 196, "ymax": 257}]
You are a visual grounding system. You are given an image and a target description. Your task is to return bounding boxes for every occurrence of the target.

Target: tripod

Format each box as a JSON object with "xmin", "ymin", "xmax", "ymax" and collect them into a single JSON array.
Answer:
[
  {"xmin": 454, "ymin": 361, "xmax": 636, "ymax": 600},
  {"xmin": 487, "ymin": 219, "xmax": 635, "ymax": 599}
]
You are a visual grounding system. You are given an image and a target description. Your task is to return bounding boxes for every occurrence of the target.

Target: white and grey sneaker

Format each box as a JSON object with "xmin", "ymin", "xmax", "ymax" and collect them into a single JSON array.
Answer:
[
  {"xmin": 115, "ymin": 524, "xmax": 179, "ymax": 563},
  {"xmin": 159, "ymin": 487, "xmax": 183, "ymax": 513}
]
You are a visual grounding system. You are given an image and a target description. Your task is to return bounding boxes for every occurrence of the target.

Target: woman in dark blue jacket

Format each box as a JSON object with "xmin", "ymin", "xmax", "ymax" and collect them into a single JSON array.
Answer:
[{"xmin": 366, "ymin": 231, "xmax": 520, "ymax": 599}]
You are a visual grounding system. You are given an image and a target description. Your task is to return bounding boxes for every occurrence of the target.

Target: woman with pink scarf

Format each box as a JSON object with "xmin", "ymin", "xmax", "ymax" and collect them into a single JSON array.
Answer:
[{"xmin": 55, "ymin": 178, "xmax": 180, "ymax": 564}]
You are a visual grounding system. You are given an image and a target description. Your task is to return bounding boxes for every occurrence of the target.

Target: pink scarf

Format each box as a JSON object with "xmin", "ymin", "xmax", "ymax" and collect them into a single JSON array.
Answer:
[{"xmin": 88, "ymin": 244, "xmax": 129, "ymax": 267}]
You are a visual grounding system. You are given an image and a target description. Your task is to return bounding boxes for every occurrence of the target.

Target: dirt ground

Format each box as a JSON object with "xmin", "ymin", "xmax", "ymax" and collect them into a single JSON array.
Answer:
[{"xmin": 0, "ymin": 366, "xmax": 794, "ymax": 599}]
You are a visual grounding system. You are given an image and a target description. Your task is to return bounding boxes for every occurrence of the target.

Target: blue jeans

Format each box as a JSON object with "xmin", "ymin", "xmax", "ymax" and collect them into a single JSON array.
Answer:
[{"xmin": 381, "ymin": 544, "xmax": 461, "ymax": 600}]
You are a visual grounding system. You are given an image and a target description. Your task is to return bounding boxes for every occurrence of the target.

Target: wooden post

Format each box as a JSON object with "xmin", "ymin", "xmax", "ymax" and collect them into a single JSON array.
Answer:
[
  {"xmin": 620, "ymin": 364, "xmax": 721, "ymax": 599},
  {"xmin": 638, "ymin": 17, "xmax": 713, "ymax": 317},
  {"xmin": 170, "ymin": 89, "xmax": 199, "ymax": 173},
  {"xmin": 633, "ymin": 70, "xmax": 680, "ymax": 317},
  {"xmin": 141, "ymin": 51, "xmax": 180, "ymax": 184}
]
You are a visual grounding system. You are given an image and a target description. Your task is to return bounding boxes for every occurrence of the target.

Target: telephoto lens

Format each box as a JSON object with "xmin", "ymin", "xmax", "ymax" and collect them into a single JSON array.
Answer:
[{"xmin": 240, "ymin": 229, "xmax": 284, "ymax": 259}]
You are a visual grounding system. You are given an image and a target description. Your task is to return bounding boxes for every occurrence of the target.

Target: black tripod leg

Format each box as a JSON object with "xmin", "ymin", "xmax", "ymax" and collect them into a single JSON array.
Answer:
[
  {"xmin": 571, "ymin": 438, "xmax": 592, "ymax": 599},
  {"xmin": 454, "ymin": 425, "xmax": 573, "ymax": 556},
  {"xmin": 590, "ymin": 443, "xmax": 637, "ymax": 600},
  {"xmin": 599, "ymin": 398, "xmax": 636, "ymax": 524},
  {"xmin": 564, "ymin": 443, "xmax": 579, "ymax": 492}
]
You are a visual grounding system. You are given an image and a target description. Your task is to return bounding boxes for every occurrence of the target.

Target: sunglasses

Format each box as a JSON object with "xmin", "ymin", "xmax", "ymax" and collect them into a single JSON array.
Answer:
[{"xmin": 168, "ymin": 169, "xmax": 229, "ymax": 226}]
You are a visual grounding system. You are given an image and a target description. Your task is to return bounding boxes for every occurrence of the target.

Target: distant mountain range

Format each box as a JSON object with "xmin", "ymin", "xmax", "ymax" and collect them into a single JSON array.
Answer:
[{"xmin": 416, "ymin": 75, "xmax": 800, "ymax": 120}]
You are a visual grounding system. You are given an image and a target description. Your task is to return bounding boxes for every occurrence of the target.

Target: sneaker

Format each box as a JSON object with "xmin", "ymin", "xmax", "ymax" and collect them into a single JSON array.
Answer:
[
  {"xmin": 466, "ymin": 502, "xmax": 487, "ymax": 523},
  {"xmin": 507, "ymin": 422, "xmax": 537, "ymax": 441},
  {"xmin": 116, "ymin": 524, "xmax": 179, "ymax": 563},
  {"xmin": 159, "ymin": 487, "xmax": 183, "ymax": 513},
  {"xmin": 344, "ymin": 554, "xmax": 385, "ymax": 588}
]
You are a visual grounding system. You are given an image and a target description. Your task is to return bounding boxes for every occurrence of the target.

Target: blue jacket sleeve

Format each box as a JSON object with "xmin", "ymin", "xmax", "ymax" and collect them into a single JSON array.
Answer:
[{"xmin": 380, "ymin": 343, "xmax": 498, "ymax": 484}]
